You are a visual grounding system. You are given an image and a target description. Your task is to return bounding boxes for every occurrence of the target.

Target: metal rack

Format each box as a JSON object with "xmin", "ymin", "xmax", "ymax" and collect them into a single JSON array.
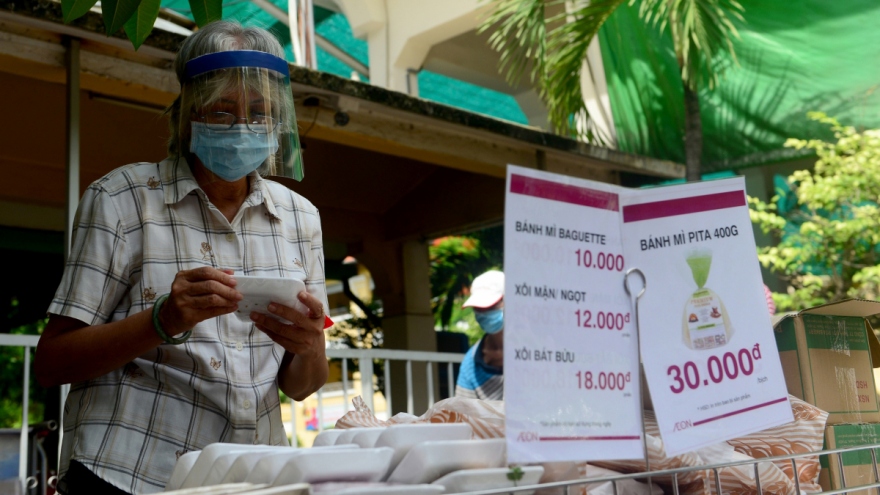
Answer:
[
  {"xmin": 455, "ymin": 443, "xmax": 880, "ymax": 495},
  {"xmin": 452, "ymin": 270, "xmax": 880, "ymax": 495}
]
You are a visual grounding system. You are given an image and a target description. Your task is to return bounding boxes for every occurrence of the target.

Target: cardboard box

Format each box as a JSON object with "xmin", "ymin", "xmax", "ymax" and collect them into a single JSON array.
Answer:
[
  {"xmin": 773, "ymin": 299, "xmax": 880, "ymax": 424},
  {"xmin": 820, "ymin": 423, "xmax": 880, "ymax": 494}
]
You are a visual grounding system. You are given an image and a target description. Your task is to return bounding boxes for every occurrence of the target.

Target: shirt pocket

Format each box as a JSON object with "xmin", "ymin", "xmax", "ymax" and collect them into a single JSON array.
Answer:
[{"xmin": 241, "ymin": 228, "xmax": 310, "ymax": 279}]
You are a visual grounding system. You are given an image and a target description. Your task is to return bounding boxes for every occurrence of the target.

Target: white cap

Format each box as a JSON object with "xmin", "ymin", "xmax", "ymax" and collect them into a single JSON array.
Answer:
[{"xmin": 462, "ymin": 270, "xmax": 504, "ymax": 309}]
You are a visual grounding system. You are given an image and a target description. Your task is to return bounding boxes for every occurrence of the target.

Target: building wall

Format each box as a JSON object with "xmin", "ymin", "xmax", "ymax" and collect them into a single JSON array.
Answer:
[{"xmin": 0, "ymin": 72, "xmax": 169, "ymax": 224}]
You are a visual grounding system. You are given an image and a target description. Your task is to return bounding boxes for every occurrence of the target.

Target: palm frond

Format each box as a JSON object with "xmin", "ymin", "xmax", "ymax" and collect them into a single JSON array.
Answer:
[
  {"xmin": 543, "ymin": 0, "xmax": 625, "ymax": 137},
  {"xmin": 482, "ymin": 0, "xmax": 744, "ymax": 142},
  {"xmin": 638, "ymin": 0, "xmax": 744, "ymax": 90},
  {"xmin": 481, "ymin": 0, "xmax": 625, "ymax": 140},
  {"xmin": 480, "ymin": 0, "xmax": 549, "ymax": 88}
]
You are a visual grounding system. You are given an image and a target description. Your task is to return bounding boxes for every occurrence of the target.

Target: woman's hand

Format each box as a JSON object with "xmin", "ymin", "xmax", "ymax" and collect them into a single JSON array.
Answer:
[
  {"xmin": 250, "ymin": 291, "xmax": 326, "ymax": 359},
  {"xmin": 159, "ymin": 267, "xmax": 242, "ymax": 336},
  {"xmin": 252, "ymin": 291, "xmax": 328, "ymax": 399}
]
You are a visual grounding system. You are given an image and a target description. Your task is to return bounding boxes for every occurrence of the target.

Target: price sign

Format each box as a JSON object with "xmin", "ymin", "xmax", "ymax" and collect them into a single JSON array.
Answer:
[
  {"xmin": 620, "ymin": 177, "xmax": 792, "ymax": 457},
  {"xmin": 504, "ymin": 165, "xmax": 643, "ymax": 463}
]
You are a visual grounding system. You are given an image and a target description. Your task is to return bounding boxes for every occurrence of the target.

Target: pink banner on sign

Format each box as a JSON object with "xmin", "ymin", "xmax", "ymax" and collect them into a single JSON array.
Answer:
[
  {"xmin": 510, "ymin": 174, "xmax": 619, "ymax": 211},
  {"xmin": 692, "ymin": 397, "xmax": 789, "ymax": 427},
  {"xmin": 539, "ymin": 435, "xmax": 641, "ymax": 442},
  {"xmin": 622, "ymin": 190, "xmax": 746, "ymax": 223}
]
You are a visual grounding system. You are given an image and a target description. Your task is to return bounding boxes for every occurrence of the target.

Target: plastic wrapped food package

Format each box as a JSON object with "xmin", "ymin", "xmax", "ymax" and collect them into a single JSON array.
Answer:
[
  {"xmin": 682, "ymin": 250, "xmax": 734, "ymax": 350},
  {"xmin": 335, "ymin": 395, "xmax": 828, "ymax": 495}
]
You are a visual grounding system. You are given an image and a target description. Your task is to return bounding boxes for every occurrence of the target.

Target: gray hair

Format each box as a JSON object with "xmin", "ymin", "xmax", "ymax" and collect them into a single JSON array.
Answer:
[{"xmin": 167, "ymin": 21, "xmax": 288, "ymax": 157}]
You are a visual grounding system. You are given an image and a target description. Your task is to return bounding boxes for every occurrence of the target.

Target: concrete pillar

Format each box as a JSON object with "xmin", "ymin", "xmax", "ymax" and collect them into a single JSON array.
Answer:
[
  {"xmin": 514, "ymin": 90, "xmax": 550, "ymax": 130},
  {"xmin": 336, "ymin": 0, "xmax": 389, "ymax": 86},
  {"xmin": 382, "ymin": 239, "xmax": 434, "ymax": 348},
  {"xmin": 337, "ymin": 0, "xmax": 489, "ymax": 93},
  {"xmin": 64, "ymin": 37, "xmax": 81, "ymax": 260},
  {"xmin": 356, "ymin": 238, "xmax": 438, "ymax": 415}
]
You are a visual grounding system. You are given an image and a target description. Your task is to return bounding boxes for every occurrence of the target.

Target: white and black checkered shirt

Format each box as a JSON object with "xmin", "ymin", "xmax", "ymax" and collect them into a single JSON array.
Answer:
[{"xmin": 48, "ymin": 157, "xmax": 328, "ymax": 493}]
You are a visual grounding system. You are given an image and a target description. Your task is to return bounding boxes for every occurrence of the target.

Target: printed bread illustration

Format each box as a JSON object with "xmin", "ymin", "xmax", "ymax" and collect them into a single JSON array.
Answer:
[{"xmin": 682, "ymin": 250, "xmax": 733, "ymax": 350}]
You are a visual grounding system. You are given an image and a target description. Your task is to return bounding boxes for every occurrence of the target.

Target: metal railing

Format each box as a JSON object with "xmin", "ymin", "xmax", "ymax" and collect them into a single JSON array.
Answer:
[
  {"xmin": 0, "ymin": 334, "xmax": 65, "ymax": 495},
  {"xmin": 454, "ymin": 442, "xmax": 880, "ymax": 495},
  {"xmin": 305, "ymin": 348, "xmax": 466, "ymax": 430},
  {"xmin": 7, "ymin": 335, "xmax": 880, "ymax": 494},
  {"xmin": 0, "ymin": 334, "xmax": 466, "ymax": 490}
]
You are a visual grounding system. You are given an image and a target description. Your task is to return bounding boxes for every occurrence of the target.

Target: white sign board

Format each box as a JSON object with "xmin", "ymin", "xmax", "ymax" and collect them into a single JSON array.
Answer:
[
  {"xmin": 619, "ymin": 177, "xmax": 793, "ymax": 456},
  {"xmin": 504, "ymin": 165, "xmax": 644, "ymax": 463}
]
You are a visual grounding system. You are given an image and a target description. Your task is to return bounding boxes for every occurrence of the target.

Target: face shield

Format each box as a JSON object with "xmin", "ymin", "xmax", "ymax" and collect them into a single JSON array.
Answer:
[{"xmin": 179, "ymin": 50, "xmax": 304, "ymax": 182}]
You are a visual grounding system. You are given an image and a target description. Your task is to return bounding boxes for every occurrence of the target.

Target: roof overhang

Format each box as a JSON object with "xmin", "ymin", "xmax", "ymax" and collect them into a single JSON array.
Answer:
[{"xmin": 0, "ymin": 0, "xmax": 684, "ymax": 245}]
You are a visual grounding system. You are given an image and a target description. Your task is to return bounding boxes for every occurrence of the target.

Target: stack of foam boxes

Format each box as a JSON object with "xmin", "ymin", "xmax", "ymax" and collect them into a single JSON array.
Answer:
[{"xmin": 774, "ymin": 299, "xmax": 880, "ymax": 495}]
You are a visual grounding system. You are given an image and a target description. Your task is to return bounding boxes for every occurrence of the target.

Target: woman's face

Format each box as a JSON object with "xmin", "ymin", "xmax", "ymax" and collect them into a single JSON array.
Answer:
[{"xmin": 193, "ymin": 88, "xmax": 270, "ymax": 125}]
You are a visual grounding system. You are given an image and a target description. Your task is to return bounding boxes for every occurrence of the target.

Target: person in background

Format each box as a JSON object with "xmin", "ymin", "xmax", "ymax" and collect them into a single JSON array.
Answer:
[
  {"xmin": 455, "ymin": 270, "xmax": 505, "ymax": 400},
  {"xmin": 35, "ymin": 21, "xmax": 330, "ymax": 494}
]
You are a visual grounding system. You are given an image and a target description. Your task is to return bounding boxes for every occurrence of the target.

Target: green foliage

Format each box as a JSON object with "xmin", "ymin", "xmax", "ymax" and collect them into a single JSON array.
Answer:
[
  {"xmin": 481, "ymin": 0, "xmax": 617, "ymax": 139},
  {"xmin": 507, "ymin": 465, "xmax": 524, "ymax": 486},
  {"xmin": 60, "ymin": 0, "xmax": 221, "ymax": 48},
  {"xmin": 638, "ymin": 0, "xmax": 743, "ymax": 90},
  {"xmin": 482, "ymin": 0, "xmax": 548, "ymax": 89},
  {"xmin": 481, "ymin": 0, "xmax": 743, "ymax": 139},
  {"xmin": 443, "ymin": 300, "xmax": 483, "ymax": 346},
  {"xmin": 544, "ymin": 0, "xmax": 625, "ymax": 141},
  {"xmin": 124, "ymin": 0, "xmax": 163, "ymax": 50},
  {"xmin": 429, "ymin": 227, "xmax": 503, "ymax": 331},
  {"xmin": 0, "ymin": 308, "xmax": 47, "ymax": 428},
  {"xmin": 749, "ymin": 112, "xmax": 880, "ymax": 311},
  {"xmin": 62, "ymin": 0, "xmax": 99, "ymax": 24},
  {"xmin": 188, "ymin": 0, "xmax": 223, "ymax": 29},
  {"xmin": 326, "ymin": 302, "xmax": 387, "ymax": 395},
  {"xmin": 327, "ymin": 301, "xmax": 384, "ymax": 350},
  {"xmin": 102, "ymin": 0, "xmax": 143, "ymax": 37}
]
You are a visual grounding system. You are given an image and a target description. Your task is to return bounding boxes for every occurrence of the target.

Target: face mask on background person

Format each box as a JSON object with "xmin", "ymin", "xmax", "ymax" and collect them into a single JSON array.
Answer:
[
  {"xmin": 190, "ymin": 122, "xmax": 279, "ymax": 182},
  {"xmin": 475, "ymin": 308, "xmax": 504, "ymax": 334}
]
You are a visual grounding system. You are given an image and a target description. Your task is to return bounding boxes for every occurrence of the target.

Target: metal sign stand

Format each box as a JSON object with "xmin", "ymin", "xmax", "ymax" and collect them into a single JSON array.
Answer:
[{"xmin": 624, "ymin": 268, "xmax": 652, "ymax": 487}]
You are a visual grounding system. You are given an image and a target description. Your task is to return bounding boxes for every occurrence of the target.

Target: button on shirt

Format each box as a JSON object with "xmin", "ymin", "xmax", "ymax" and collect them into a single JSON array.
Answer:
[{"xmin": 48, "ymin": 158, "xmax": 328, "ymax": 494}]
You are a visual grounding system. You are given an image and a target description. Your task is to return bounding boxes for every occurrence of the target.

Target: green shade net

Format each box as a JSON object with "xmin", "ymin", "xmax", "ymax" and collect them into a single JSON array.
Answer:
[
  {"xmin": 312, "ymin": 13, "xmax": 528, "ymax": 124},
  {"xmin": 418, "ymin": 71, "xmax": 528, "ymax": 124},
  {"xmin": 313, "ymin": 12, "xmax": 369, "ymax": 80},
  {"xmin": 159, "ymin": 0, "xmax": 334, "ymax": 62},
  {"xmin": 598, "ymin": 0, "xmax": 880, "ymax": 171}
]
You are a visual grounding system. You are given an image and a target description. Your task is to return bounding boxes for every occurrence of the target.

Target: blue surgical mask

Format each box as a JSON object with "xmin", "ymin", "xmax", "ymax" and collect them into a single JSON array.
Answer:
[
  {"xmin": 474, "ymin": 308, "xmax": 504, "ymax": 334},
  {"xmin": 190, "ymin": 122, "xmax": 279, "ymax": 182}
]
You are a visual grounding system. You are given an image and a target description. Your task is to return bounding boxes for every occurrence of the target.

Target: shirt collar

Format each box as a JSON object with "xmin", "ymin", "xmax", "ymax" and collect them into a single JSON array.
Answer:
[
  {"xmin": 159, "ymin": 158, "xmax": 281, "ymax": 220},
  {"xmin": 255, "ymin": 175, "xmax": 281, "ymax": 220},
  {"xmin": 160, "ymin": 157, "xmax": 201, "ymax": 205}
]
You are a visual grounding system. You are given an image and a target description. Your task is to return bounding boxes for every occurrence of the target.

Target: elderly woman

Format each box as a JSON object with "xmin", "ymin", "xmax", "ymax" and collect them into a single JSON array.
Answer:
[{"xmin": 35, "ymin": 21, "xmax": 329, "ymax": 494}]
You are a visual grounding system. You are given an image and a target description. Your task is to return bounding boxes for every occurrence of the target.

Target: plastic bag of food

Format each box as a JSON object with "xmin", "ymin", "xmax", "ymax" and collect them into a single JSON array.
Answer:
[
  {"xmin": 593, "ymin": 396, "xmax": 827, "ymax": 495},
  {"xmin": 335, "ymin": 396, "xmax": 504, "ymax": 439},
  {"xmin": 682, "ymin": 250, "xmax": 733, "ymax": 350}
]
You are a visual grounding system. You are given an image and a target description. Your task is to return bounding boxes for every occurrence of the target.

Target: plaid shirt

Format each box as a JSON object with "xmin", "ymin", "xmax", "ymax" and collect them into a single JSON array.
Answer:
[{"xmin": 48, "ymin": 157, "xmax": 328, "ymax": 493}]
